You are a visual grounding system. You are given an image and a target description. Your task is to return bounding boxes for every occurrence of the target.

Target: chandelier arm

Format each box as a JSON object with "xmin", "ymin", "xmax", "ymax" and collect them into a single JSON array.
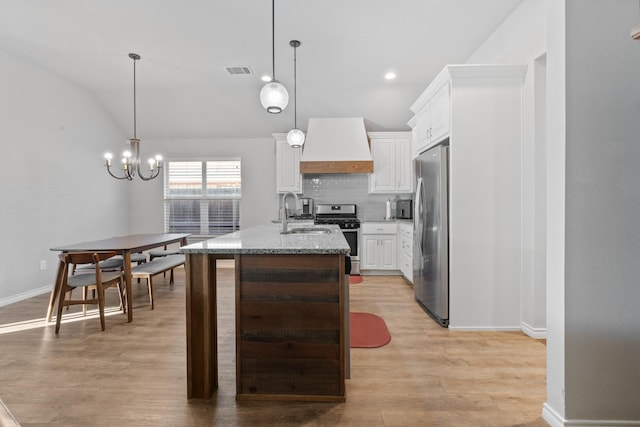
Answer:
[
  {"xmin": 105, "ymin": 165, "xmax": 132, "ymax": 180},
  {"xmin": 136, "ymin": 167, "xmax": 161, "ymax": 181}
]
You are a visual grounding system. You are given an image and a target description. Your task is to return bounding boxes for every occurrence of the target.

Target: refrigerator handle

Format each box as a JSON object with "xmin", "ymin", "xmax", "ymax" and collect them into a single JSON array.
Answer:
[{"xmin": 414, "ymin": 177, "xmax": 423, "ymax": 256}]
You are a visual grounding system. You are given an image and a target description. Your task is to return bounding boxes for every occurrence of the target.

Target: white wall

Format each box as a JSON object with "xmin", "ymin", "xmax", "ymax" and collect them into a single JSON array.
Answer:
[
  {"xmin": 544, "ymin": 0, "xmax": 567, "ymax": 421},
  {"xmin": 127, "ymin": 138, "xmax": 279, "ymax": 235},
  {"xmin": 0, "ymin": 49, "xmax": 129, "ymax": 306},
  {"xmin": 466, "ymin": 0, "xmax": 549, "ymax": 337}
]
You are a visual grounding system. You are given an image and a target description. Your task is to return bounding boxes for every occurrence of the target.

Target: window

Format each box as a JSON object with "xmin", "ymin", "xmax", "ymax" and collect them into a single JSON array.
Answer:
[{"xmin": 164, "ymin": 160, "xmax": 241, "ymax": 237}]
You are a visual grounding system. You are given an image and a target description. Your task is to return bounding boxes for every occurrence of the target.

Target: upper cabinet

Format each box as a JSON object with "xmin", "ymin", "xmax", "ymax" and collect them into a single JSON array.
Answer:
[
  {"xmin": 368, "ymin": 132, "xmax": 413, "ymax": 194},
  {"xmin": 413, "ymin": 82, "xmax": 451, "ymax": 154},
  {"xmin": 273, "ymin": 133, "xmax": 302, "ymax": 193}
]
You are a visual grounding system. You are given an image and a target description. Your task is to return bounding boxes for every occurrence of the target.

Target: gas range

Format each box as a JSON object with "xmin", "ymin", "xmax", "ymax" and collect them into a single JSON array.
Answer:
[
  {"xmin": 315, "ymin": 204, "xmax": 360, "ymax": 275},
  {"xmin": 314, "ymin": 204, "xmax": 360, "ymax": 229}
]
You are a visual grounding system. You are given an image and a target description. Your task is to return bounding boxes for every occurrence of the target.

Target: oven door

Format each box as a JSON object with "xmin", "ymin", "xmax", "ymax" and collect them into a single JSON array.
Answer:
[{"xmin": 340, "ymin": 229, "xmax": 360, "ymax": 275}]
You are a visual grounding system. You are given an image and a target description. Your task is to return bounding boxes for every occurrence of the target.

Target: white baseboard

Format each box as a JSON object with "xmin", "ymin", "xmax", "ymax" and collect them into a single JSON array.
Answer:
[
  {"xmin": 543, "ymin": 402, "xmax": 640, "ymax": 426},
  {"xmin": 0, "ymin": 285, "xmax": 52, "ymax": 308},
  {"xmin": 521, "ymin": 321, "xmax": 547, "ymax": 339},
  {"xmin": 448, "ymin": 325, "xmax": 521, "ymax": 331}
]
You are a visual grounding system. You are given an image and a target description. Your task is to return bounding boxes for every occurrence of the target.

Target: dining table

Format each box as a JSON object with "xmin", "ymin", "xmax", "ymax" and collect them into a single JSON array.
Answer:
[{"xmin": 48, "ymin": 233, "xmax": 190, "ymax": 323}]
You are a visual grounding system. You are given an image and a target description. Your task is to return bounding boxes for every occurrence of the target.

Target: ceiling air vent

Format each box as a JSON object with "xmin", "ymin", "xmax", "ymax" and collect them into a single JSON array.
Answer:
[{"xmin": 225, "ymin": 66, "xmax": 253, "ymax": 76}]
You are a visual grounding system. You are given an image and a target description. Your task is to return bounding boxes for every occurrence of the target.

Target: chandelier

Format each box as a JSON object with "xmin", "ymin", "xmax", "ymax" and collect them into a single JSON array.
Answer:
[
  {"xmin": 104, "ymin": 53, "xmax": 162, "ymax": 181},
  {"xmin": 286, "ymin": 40, "xmax": 305, "ymax": 147},
  {"xmin": 259, "ymin": 0, "xmax": 288, "ymax": 113}
]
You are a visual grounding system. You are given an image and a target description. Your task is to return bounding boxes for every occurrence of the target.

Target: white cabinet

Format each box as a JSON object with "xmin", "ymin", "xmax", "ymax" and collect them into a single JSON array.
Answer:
[
  {"xmin": 397, "ymin": 222, "xmax": 413, "ymax": 282},
  {"xmin": 368, "ymin": 132, "xmax": 412, "ymax": 194},
  {"xmin": 413, "ymin": 81, "xmax": 450, "ymax": 155},
  {"xmin": 274, "ymin": 133, "xmax": 302, "ymax": 193},
  {"xmin": 361, "ymin": 223, "xmax": 397, "ymax": 271}
]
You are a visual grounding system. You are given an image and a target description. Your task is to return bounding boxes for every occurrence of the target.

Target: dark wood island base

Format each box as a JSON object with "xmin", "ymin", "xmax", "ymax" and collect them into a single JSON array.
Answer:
[
  {"xmin": 236, "ymin": 254, "xmax": 345, "ymax": 402},
  {"xmin": 183, "ymin": 227, "xmax": 348, "ymax": 402}
]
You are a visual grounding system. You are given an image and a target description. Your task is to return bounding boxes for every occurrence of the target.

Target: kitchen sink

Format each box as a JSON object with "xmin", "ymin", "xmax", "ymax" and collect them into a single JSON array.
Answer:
[{"xmin": 282, "ymin": 227, "xmax": 332, "ymax": 235}]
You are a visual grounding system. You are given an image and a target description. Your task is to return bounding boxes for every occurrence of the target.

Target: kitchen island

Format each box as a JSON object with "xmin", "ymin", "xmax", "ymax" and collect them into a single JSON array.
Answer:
[{"xmin": 180, "ymin": 223, "xmax": 350, "ymax": 401}]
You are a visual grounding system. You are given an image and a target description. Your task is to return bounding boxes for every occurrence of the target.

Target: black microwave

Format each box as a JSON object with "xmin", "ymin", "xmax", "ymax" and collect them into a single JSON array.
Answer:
[{"xmin": 396, "ymin": 199, "xmax": 413, "ymax": 219}]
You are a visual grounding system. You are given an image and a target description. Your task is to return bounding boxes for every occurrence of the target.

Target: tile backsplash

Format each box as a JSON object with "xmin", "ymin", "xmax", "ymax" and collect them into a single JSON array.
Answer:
[{"xmin": 301, "ymin": 174, "xmax": 413, "ymax": 221}]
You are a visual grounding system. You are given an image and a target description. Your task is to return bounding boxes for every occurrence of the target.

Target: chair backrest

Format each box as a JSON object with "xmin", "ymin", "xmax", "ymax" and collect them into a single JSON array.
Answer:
[
  {"xmin": 61, "ymin": 251, "xmax": 118, "ymax": 266},
  {"xmin": 60, "ymin": 252, "xmax": 120, "ymax": 283}
]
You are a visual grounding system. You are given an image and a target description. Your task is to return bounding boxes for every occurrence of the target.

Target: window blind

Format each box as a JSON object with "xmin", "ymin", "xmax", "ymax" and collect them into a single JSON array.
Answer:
[{"xmin": 164, "ymin": 160, "xmax": 241, "ymax": 237}]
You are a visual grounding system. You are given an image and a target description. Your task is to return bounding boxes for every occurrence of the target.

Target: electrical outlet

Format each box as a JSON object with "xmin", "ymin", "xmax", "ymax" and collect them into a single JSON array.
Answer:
[{"xmin": 40, "ymin": 260, "xmax": 47, "ymax": 271}]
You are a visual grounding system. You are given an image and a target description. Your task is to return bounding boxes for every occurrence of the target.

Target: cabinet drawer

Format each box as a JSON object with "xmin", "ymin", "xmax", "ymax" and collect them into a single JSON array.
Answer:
[{"xmin": 362, "ymin": 223, "xmax": 397, "ymax": 234}]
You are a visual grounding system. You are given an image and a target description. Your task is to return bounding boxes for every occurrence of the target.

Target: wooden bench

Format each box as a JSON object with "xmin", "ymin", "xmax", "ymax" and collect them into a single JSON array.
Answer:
[{"xmin": 130, "ymin": 254, "xmax": 185, "ymax": 309}]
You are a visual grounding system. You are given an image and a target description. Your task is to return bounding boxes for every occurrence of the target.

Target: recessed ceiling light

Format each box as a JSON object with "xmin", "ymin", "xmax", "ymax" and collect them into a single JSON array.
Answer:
[
  {"xmin": 385, "ymin": 72, "xmax": 396, "ymax": 80},
  {"xmin": 261, "ymin": 75, "xmax": 272, "ymax": 82}
]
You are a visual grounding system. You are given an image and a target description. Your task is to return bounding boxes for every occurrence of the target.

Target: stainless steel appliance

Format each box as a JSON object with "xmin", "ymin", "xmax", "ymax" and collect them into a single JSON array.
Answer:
[
  {"xmin": 315, "ymin": 203, "xmax": 361, "ymax": 275},
  {"xmin": 300, "ymin": 197, "xmax": 315, "ymax": 218},
  {"xmin": 414, "ymin": 143, "xmax": 449, "ymax": 327},
  {"xmin": 396, "ymin": 199, "xmax": 413, "ymax": 219}
]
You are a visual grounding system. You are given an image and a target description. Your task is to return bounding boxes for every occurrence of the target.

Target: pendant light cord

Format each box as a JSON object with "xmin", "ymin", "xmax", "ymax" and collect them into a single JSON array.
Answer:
[
  {"xmin": 271, "ymin": 0, "xmax": 276, "ymax": 81},
  {"xmin": 293, "ymin": 43, "xmax": 297, "ymax": 128}
]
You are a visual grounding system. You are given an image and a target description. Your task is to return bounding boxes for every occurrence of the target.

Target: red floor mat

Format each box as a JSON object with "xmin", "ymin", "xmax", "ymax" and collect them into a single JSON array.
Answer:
[
  {"xmin": 350, "ymin": 312, "xmax": 391, "ymax": 348},
  {"xmin": 349, "ymin": 275, "xmax": 363, "ymax": 284}
]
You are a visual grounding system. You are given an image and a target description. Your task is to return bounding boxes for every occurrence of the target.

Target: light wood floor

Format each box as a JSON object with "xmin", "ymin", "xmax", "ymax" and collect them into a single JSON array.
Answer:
[{"xmin": 0, "ymin": 264, "xmax": 547, "ymax": 426}]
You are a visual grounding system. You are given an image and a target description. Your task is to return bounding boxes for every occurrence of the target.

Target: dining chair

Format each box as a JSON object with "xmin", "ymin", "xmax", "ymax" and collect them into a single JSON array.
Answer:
[{"xmin": 55, "ymin": 251, "xmax": 125, "ymax": 333}]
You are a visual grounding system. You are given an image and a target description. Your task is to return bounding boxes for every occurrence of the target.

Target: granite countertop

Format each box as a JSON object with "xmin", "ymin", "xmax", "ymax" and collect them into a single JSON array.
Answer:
[{"xmin": 180, "ymin": 223, "xmax": 350, "ymax": 255}]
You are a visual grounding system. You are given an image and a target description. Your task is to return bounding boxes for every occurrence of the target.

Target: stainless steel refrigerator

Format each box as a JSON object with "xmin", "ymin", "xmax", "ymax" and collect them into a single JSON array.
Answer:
[{"xmin": 413, "ymin": 143, "xmax": 449, "ymax": 327}]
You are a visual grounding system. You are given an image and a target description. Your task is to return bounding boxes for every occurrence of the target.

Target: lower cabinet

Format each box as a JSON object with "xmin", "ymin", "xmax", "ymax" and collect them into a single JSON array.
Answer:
[
  {"xmin": 397, "ymin": 222, "xmax": 413, "ymax": 282},
  {"xmin": 361, "ymin": 223, "xmax": 397, "ymax": 271}
]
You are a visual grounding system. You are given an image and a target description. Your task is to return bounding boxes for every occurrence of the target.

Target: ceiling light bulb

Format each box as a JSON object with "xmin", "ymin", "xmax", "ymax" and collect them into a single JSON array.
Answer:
[
  {"xmin": 260, "ymin": 81, "xmax": 289, "ymax": 114},
  {"xmin": 287, "ymin": 128, "xmax": 305, "ymax": 148},
  {"xmin": 385, "ymin": 72, "xmax": 396, "ymax": 80}
]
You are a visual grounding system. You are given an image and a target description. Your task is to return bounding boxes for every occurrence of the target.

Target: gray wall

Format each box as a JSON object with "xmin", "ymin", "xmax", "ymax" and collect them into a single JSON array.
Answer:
[
  {"xmin": 563, "ymin": 0, "xmax": 640, "ymax": 420},
  {"xmin": 0, "ymin": 49, "xmax": 129, "ymax": 305}
]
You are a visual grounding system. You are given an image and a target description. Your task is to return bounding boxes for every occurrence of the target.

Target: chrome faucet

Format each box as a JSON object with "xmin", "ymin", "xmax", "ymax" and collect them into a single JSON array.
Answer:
[{"xmin": 281, "ymin": 192, "xmax": 299, "ymax": 233}]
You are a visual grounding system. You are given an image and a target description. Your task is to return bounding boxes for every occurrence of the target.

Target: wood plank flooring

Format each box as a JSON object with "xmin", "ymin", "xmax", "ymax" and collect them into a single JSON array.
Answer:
[{"xmin": 0, "ymin": 264, "xmax": 547, "ymax": 426}]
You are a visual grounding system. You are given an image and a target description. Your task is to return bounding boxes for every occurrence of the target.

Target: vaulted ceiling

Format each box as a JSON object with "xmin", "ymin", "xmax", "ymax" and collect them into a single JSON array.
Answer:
[{"xmin": 0, "ymin": 0, "xmax": 523, "ymax": 139}]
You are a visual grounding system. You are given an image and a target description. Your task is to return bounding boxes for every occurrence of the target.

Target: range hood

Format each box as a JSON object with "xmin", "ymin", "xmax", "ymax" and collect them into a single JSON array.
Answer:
[{"xmin": 299, "ymin": 117, "xmax": 374, "ymax": 174}]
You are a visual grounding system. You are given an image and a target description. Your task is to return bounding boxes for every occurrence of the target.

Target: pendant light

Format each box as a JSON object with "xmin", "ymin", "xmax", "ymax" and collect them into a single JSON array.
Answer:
[
  {"xmin": 104, "ymin": 53, "xmax": 162, "ymax": 181},
  {"xmin": 259, "ymin": 0, "xmax": 288, "ymax": 113},
  {"xmin": 632, "ymin": 0, "xmax": 640, "ymax": 40},
  {"xmin": 286, "ymin": 40, "xmax": 305, "ymax": 148}
]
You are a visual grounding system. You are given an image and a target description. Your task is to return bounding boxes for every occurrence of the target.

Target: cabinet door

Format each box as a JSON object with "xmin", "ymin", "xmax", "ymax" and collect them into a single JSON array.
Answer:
[
  {"xmin": 276, "ymin": 140, "xmax": 302, "ymax": 193},
  {"xmin": 379, "ymin": 236, "xmax": 397, "ymax": 269},
  {"xmin": 399, "ymin": 251, "xmax": 412, "ymax": 281},
  {"xmin": 429, "ymin": 82, "xmax": 451, "ymax": 144},
  {"xmin": 361, "ymin": 236, "xmax": 380, "ymax": 269},
  {"xmin": 395, "ymin": 139, "xmax": 412, "ymax": 192},
  {"xmin": 415, "ymin": 102, "xmax": 431, "ymax": 149},
  {"xmin": 369, "ymin": 139, "xmax": 396, "ymax": 193}
]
